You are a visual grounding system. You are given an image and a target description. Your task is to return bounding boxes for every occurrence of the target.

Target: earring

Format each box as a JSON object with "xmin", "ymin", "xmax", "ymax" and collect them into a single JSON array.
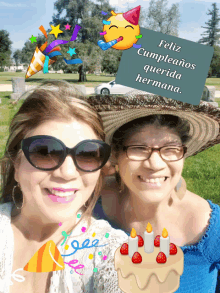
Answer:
[
  {"xmin": 115, "ymin": 165, "xmax": 125, "ymax": 193},
  {"xmin": 175, "ymin": 178, "xmax": 182, "ymax": 192},
  {"xmin": 12, "ymin": 182, "xmax": 24, "ymax": 209},
  {"xmin": 175, "ymin": 177, "xmax": 186, "ymax": 200}
]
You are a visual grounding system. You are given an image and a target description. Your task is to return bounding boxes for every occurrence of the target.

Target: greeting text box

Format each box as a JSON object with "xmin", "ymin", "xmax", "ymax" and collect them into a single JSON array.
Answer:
[{"xmin": 115, "ymin": 28, "xmax": 214, "ymax": 105}]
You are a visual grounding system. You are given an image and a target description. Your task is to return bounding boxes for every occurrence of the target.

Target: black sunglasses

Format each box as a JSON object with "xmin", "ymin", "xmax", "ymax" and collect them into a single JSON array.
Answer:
[{"xmin": 21, "ymin": 135, "xmax": 111, "ymax": 172}]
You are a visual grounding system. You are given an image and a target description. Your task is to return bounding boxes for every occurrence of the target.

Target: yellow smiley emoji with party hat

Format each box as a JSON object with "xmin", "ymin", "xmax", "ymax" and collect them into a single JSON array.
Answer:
[{"xmin": 103, "ymin": 6, "xmax": 141, "ymax": 50}]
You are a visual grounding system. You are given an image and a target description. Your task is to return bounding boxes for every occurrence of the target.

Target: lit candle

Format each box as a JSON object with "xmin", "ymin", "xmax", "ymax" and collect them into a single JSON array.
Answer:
[
  {"xmin": 144, "ymin": 222, "xmax": 154, "ymax": 253},
  {"xmin": 160, "ymin": 228, "xmax": 170, "ymax": 258},
  {"xmin": 128, "ymin": 228, "xmax": 138, "ymax": 258}
]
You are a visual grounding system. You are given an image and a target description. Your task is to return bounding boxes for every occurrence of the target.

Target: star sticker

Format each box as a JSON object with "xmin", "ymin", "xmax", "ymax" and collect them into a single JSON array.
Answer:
[
  {"xmin": 65, "ymin": 23, "xmax": 71, "ymax": 30},
  {"xmin": 29, "ymin": 35, "xmax": 37, "ymax": 43},
  {"xmin": 49, "ymin": 24, "xmax": 63, "ymax": 38},
  {"xmin": 67, "ymin": 47, "xmax": 76, "ymax": 56}
]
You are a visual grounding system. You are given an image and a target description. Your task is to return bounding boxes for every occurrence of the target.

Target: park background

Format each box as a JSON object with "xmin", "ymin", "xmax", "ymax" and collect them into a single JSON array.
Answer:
[{"xmin": 0, "ymin": 0, "xmax": 220, "ymax": 204}]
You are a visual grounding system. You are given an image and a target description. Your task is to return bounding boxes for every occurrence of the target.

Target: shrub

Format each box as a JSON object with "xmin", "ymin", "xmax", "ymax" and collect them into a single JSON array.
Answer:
[
  {"xmin": 16, "ymin": 69, "xmax": 22, "ymax": 72},
  {"xmin": 0, "ymin": 68, "xmax": 4, "ymax": 72},
  {"xmin": 64, "ymin": 68, "xmax": 73, "ymax": 74}
]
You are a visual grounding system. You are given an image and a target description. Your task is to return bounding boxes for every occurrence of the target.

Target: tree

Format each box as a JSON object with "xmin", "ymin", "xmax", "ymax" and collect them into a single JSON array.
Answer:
[
  {"xmin": 50, "ymin": 0, "xmax": 115, "ymax": 77},
  {"xmin": 208, "ymin": 45, "xmax": 220, "ymax": 77},
  {"xmin": 142, "ymin": 0, "xmax": 180, "ymax": 37},
  {"xmin": 0, "ymin": 30, "xmax": 12, "ymax": 68},
  {"xmin": 51, "ymin": 0, "xmax": 115, "ymax": 44},
  {"xmin": 101, "ymin": 49, "xmax": 122, "ymax": 74},
  {"xmin": 0, "ymin": 52, "xmax": 11, "ymax": 69},
  {"xmin": 13, "ymin": 49, "xmax": 22, "ymax": 68},
  {"xmin": 198, "ymin": 3, "xmax": 220, "ymax": 46}
]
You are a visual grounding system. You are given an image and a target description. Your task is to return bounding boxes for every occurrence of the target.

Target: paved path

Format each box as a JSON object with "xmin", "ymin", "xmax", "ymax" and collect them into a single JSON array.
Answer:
[
  {"xmin": 0, "ymin": 84, "xmax": 95, "ymax": 95},
  {"xmin": 0, "ymin": 84, "xmax": 220, "ymax": 98}
]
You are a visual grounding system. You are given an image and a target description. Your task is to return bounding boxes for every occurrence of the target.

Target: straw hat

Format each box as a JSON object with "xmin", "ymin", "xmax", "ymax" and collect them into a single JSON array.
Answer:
[{"xmin": 85, "ymin": 92, "xmax": 220, "ymax": 158}]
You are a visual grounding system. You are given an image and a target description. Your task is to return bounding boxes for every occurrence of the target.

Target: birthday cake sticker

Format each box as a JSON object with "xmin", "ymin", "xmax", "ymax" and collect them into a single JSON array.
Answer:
[{"xmin": 114, "ymin": 224, "xmax": 184, "ymax": 293}]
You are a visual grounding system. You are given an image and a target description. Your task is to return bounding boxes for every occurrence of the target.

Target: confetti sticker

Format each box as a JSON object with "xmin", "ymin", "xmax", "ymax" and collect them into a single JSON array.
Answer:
[
  {"xmin": 105, "ymin": 233, "xmax": 109, "ymax": 238},
  {"xmin": 103, "ymin": 255, "xmax": 107, "ymax": 260},
  {"xmin": 65, "ymin": 24, "xmax": 71, "ymax": 30},
  {"xmin": 92, "ymin": 233, "xmax": 96, "ymax": 237},
  {"xmin": 64, "ymin": 245, "xmax": 69, "ymax": 250},
  {"xmin": 103, "ymin": 20, "xmax": 111, "ymax": 25},
  {"xmin": 61, "ymin": 231, "xmax": 72, "ymax": 246},
  {"xmin": 70, "ymin": 270, "xmax": 73, "ymax": 274},
  {"xmin": 26, "ymin": 24, "xmax": 82, "ymax": 79},
  {"xmin": 29, "ymin": 35, "xmax": 37, "ymax": 43},
  {"xmin": 43, "ymin": 55, "xmax": 49, "ymax": 74},
  {"xmin": 59, "ymin": 222, "xmax": 62, "ymax": 226},
  {"xmin": 89, "ymin": 254, "xmax": 94, "ymax": 259},
  {"xmin": 81, "ymin": 227, "xmax": 86, "ymax": 233},
  {"xmin": 10, "ymin": 268, "xmax": 25, "ymax": 285},
  {"xmin": 98, "ymin": 252, "xmax": 102, "ymax": 256},
  {"xmin": 133, "ymin": 43, "xmax": 142, "ymax": 49},
  {"xmin": 67, "ymin": 47, "xmax": 76, "ymax": 56},
  {"xmin": 93, "ymin": 268, "xmax": 98, "ymax": 273},
  {"xmin": 77, "ymin": 214, "xmax": 81, "ymax": 218},
  {"xmin": 49, "ymin": 24, "xmax": 63, "ymax": 38}
]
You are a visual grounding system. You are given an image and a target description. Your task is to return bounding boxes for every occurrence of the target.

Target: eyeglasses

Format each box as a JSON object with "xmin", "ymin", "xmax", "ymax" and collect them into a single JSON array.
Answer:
[
  {"xmin": 21, "ymin": 135, "xmax": 111, "ymax": 172},
  {"xmin": 123, "ymin": 145, "xmax": 187, "ymax": 162}
]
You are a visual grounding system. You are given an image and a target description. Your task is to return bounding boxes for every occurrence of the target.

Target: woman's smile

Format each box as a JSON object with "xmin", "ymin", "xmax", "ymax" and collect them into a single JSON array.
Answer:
[
  {"xmin": 138, "ymin": 175, "xmax": 168, "ymax": 188},
  {"xmin": 45, "ymin": 188, "xmax": 78, "ymax": 203}
]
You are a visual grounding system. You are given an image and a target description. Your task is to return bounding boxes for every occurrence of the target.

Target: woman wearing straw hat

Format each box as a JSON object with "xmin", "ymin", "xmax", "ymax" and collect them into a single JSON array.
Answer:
[
  {"xmin": 0, "ymin": 80, "xmax": 128, "ymax": 293},
  {"xmin": 89, "ymin": 93, "xmax": 220, "ymax": 293}
]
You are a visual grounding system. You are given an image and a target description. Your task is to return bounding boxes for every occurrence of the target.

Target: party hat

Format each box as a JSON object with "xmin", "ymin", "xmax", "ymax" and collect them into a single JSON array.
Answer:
[
  {"xmin": 23, "ymin": 240, "xmax": 65, "ymax": 272},
  {"xmin": 123, "ymin": 5, "xmax": 141, "ymax": 25},
  {"xmin": 25, "ymin": 46, "xmax": 56, "ymax": 79}
]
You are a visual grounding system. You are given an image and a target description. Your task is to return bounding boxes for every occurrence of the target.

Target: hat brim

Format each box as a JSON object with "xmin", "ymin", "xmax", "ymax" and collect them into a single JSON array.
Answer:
[{"xmin": 85, "ymin": 94, "xmax": 220, "ymax": 158}]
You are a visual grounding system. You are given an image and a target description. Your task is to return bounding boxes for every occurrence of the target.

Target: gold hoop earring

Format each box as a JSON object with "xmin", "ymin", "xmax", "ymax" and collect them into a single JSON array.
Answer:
[
  {"xmin": 115, "ymin": 165, "xmax": 125, "ymax": 193},
  {"xmin": 12, "ymin": 182, "xmax": 24, "ymax": 209}
]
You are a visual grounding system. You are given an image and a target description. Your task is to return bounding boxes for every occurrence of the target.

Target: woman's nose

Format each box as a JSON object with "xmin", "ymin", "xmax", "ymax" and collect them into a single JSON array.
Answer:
[
  {"xmin": 52, "ymin": 155, "xmax": 79, "ymax": 179},
  {"xmin": 142, "ymin": 150, "xmax": 167, "ymax": 170}
]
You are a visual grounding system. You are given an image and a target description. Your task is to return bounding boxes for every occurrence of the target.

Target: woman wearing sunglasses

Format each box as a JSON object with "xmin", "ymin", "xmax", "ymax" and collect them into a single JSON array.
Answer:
[
  {"xmin": 0, "ymin": 80, "xmax": 127, "ymax": 293},
  {"xmin": 90, "ymin": 93, "xmax": 220, "ymax": 292}
]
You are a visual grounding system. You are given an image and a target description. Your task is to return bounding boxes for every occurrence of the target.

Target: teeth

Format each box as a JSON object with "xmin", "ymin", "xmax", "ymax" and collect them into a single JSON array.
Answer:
[
  {"xmin": 48, "ymin": 189, "xmax": 76, "ymax": 197},
  {"xmin": 139, "ymin": 176, "xmax": 166, "ymax": 184}
]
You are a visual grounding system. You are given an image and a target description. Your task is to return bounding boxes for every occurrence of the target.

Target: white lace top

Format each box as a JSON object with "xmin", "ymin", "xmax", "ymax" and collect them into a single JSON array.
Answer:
[{"xmin": 0, "ymin": 203, "xmax": 128, "ymax": 293}]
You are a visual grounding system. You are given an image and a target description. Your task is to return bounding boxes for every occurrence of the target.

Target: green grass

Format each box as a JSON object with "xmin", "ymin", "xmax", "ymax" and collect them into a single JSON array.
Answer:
[
  {"xmin": 216, "ymin": 98, "xmax": 220, "ymax": 107},
  {"xmin": 206, "ymin": 78, "xmax": 220, "ymax": 91},
  {"xmin": 0, "ymin": 94, "xmax": 23, "ymax": 157},
  {"xmin": 182, "ymin": 145, "xmax": 220, "ymax": 204},
  {"xmin": 0, "ymin": 72, "xmax": 114, "ymax": 87}
]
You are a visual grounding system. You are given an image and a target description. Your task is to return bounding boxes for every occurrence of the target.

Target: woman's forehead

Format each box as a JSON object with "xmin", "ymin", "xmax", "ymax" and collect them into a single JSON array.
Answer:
[{"xmin": 124, "ymin": 125, "xmax": 182, "ymax": 146}]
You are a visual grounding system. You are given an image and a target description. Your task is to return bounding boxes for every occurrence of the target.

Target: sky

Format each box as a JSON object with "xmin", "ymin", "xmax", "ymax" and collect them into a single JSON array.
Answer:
[{"xmin": 0, "ymin": 0, "xmax": 219, "ymax": 53}]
